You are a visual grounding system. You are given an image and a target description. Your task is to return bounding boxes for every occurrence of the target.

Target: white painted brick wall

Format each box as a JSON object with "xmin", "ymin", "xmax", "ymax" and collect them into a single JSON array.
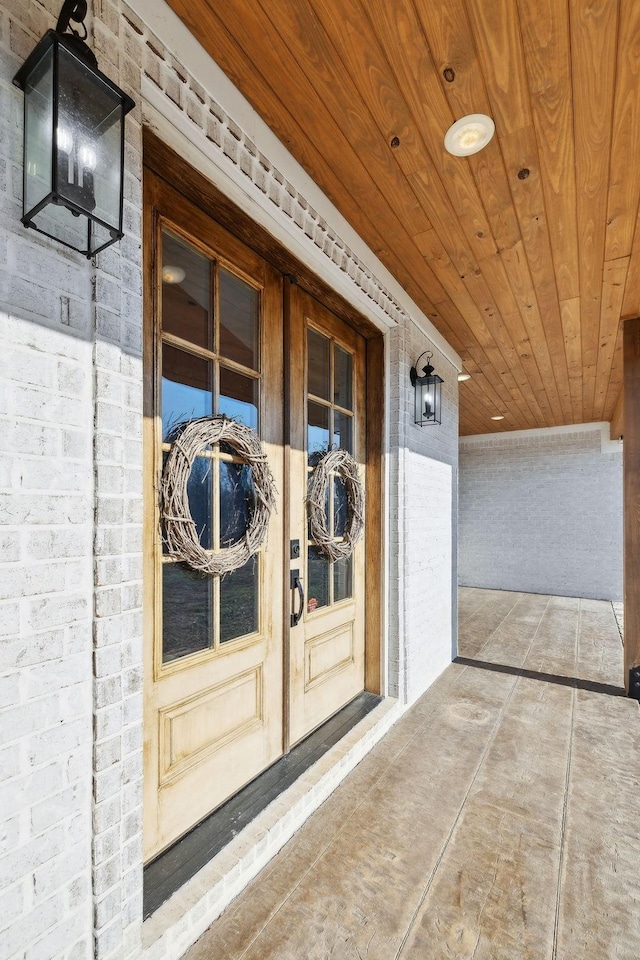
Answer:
[
  {"xmin": 459, "ymin": 425, "xmax": 623, "ymax": 601},
  {"xmin": 0, "ymin": 10, "xmax": 97, "ymax": 960},
  {"xmin": 0, "ymin": 1, "xmax": 144, "ymax": 959}
]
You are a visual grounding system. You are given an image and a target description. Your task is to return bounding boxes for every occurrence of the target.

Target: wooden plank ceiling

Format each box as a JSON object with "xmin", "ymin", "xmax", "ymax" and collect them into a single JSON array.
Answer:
[{"xmin": 166, "ymin": 0, "xmax": 640, "ymax": 435}]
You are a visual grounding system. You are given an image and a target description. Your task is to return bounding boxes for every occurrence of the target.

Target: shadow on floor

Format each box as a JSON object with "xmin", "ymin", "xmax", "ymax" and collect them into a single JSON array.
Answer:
[{"xmin": 454, "ymin": 655, "xmax": 625, "ymax": 697}]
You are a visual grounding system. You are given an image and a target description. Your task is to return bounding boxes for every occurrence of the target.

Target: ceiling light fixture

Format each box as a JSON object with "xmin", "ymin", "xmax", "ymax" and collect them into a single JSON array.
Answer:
[
  {"xmin": 162, "ymin": 265, "xmax": 186, "ymax": 284},
  {"xmin": 458, "ymin": 373, "xmax": 471, "ymax": 381},
  {"xmin": 444, "ymin": 114, "xmax": 495, "ymax": 157},
  {"xmin": 491, "ymin": 415, "xmax": 505, "ymax": 421}
]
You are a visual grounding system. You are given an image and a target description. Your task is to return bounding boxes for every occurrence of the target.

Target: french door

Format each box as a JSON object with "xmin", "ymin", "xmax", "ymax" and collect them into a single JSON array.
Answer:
[
  {"xmin": 288, "ymin": 287, "xmax": 367, "ymax": 745},
  {"xmin": 143, "ymin": 172, "xmax": 369, "ymax": 861}
]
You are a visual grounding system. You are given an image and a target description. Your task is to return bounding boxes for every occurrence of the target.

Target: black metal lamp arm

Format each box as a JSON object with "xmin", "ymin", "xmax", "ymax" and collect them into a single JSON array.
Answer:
[
  {"xmin": 410, "ymin": 350, "xmax": 435, "ymax": 386},
  {"xmin": 56, "ymin": 0, "xmax": 88, "ymax": 38}
]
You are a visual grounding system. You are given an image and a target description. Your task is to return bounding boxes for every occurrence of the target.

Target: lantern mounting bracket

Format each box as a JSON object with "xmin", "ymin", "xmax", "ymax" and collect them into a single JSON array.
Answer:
[
  {"xmin": 56, "ymin": 0, "xmax": 88, "ymax": 38},
  {"xmin": 410, "ymin": 350, "xmax": 435, "ymax": 386}
]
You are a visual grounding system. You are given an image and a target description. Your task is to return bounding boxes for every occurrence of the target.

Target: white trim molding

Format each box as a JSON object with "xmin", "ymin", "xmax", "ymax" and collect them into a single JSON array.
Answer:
[{"xmin": 460, "ymin": 421, "xmax": 623, "ymax": 454}]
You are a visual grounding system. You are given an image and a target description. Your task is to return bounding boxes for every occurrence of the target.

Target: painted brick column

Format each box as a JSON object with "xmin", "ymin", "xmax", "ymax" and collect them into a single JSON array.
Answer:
[
  {"xmin": 388, "ymin": 316, "xmax": 459, "ymax": 704},
  {"xmin": 90, "ymin": 2, "xmax": 145, "ymax": 958}
]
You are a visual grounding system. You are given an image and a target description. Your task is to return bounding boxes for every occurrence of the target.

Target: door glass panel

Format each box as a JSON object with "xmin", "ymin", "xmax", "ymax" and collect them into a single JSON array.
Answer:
[
  {"xmin": 220, "ymin": 556, "xmax": 259, "ymax": 643},
  {"xmin": 307, "ymin": 328, "xmax": 330, "ymax": 400},
  {"xmin": 188, "ymin": 456, "xmax": 213, "ymax": 549},
  {"xmin": 162, "ymin": 231, "xmax": 211, "ymax": 348},
  {"xmin": 333, "ymin": 475, "xmax": 348, "ymax": 538},
  {"xmin": 219, "ymin": 367, "xmax": 258, "ymax": 430},
  {"xmin": 220, "ymin": 462, "xmax": 255, "ymax": 546},
  {"xmin": 308, "ymin": 401, "xmax": 330, "ymax": 464},
  {"xmin": 307, "ymin": 547, "xmax": 329, "ymax": 611},
  {"xmin": 333, "ymin": 411, "xmax": 353, "ymax": 454},
  {"xmin": 162, "ymin": 344, "xmax": 212, "ymax": 440},
  {"xmin": 334, "ymin": 557, "xmax": 353, "ymax": 602},
  {"xmin": 219, "ymin": 268, "xmax": 259, "ymax": 369},
  {"xmin": 334, "ymin": 345, "xmax": 352, "ymax": 410},
  {"xmin": 162, "ymin": 563, "xmax": 212, "ymax": 662}
]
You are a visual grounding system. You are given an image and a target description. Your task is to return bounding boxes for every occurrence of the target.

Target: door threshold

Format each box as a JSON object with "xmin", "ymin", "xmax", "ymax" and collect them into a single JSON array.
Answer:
[
  {"xmin": 144, "ymin": 692, "xmax": 381, "ymax": 918},
  {"xmin": 141, "ymin": 694, "xmax": 402, "ymax": 959}
]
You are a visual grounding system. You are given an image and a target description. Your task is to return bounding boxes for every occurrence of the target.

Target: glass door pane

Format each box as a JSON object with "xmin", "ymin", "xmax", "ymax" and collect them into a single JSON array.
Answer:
[{"xmin": 159, "ymin": 231, "xmax": 263, "ymax": 664}]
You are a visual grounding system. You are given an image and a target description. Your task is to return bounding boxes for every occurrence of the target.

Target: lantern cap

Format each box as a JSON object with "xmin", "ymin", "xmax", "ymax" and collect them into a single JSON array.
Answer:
[
  {"xmin": 12, "ymin": 30, "xmax": 134, "ymax": 116},
  {"xmin": 410, "ymin": 350, "xmax": 444, "ymax": 386}
]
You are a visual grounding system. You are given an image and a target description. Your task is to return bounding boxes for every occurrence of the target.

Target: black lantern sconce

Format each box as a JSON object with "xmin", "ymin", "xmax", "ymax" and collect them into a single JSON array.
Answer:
[
  {"xmin": 12, "ymin": 0, "xmax": 135, "ymax": 258},
  {"xmin": 410, "ymin": 350, "xmax": 444, "ymax": 426}
]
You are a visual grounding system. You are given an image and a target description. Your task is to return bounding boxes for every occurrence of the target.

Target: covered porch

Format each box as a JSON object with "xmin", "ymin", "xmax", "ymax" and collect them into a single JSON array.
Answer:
[{"xmin": 183, "ymin": 588, "xmax": 639, "ymax": 960}]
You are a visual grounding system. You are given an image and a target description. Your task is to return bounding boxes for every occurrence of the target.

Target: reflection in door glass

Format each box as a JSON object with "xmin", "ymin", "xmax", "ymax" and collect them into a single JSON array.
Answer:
[
  {"xmin": 162, "ymin": 344, "xmax": 212, "ymax": 440},
  {"xmin": 162, "ymin": 563, "xmax": 212, "ymax": 662},
  {"xmin": 334, "ymin": 345, "xmax": 352, "ymax": 410},
  {"xmin": 308, "ymin": 401, "xmax": 330, "ymax": 464},
  {"xmin": 219, "ymin": 268, "xmax": 258, "ymax": 370},
  {"xmin": 307, "ymin": 546, "xmax": 329, "ymax": 611},
  {"xmin": 333, "ymin": 410, "xmax": 353, "ymax": 454},
  {"xmin": 187, "ymin": 456, "xmax": 213, "ymax": 549},
  {"xmin": 307, "ymin": 328, "xmax": 330, "ymax": 400},
  {"xmin": 334, "ymin": 475, "xmax": 348, "ymax": 538},
  {"xmin": 334, "ymin": 556, "xmax": 353, "ymax": 602},
  {"xmin": 219, "ymin": 366, "xmax": 258, "ymax": 430},
  {"xmin": 220, "ymin": 556, "xmax": 258, "ymax": 642},
  {"xmin": 162, "ymin": 231, "xmax": 211, "ymax": 349},
  {"xmin": 220, "ymin": 462, "xmax": 255, "ymax": 546}
]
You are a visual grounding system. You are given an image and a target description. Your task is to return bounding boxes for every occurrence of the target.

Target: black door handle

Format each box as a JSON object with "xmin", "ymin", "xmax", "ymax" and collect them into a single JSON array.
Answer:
[{"xmin": 290, "ymin": 569, "xmax": 304, "ymax": 627}]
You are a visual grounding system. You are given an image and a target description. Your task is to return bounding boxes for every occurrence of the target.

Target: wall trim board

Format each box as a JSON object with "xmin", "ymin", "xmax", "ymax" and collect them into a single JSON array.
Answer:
[{"xmin": 460, "ymin": 421, "xmax": 622, "ymax": 454}]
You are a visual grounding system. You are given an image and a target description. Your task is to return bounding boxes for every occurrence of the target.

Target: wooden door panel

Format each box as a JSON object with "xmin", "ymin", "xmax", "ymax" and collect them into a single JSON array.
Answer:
[
  {"xmin": 143, "ymin": 172, "xmax": 284, "ymax": 859},
  {"xmin": 288, "ymin": 287, "xmax": 367, "ymax": 745}
]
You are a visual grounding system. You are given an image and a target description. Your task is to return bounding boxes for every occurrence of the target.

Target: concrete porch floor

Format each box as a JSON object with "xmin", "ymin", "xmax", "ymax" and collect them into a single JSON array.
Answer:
[{"xmin": 184, "ymin": 589, "xmax": 640, "ymax": 960}]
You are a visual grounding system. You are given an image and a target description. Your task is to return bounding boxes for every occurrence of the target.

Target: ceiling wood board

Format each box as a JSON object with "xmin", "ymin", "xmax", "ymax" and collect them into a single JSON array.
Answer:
[{"xmin": 166, "ymin": 0, "xmax": 637, "ymax": 435}]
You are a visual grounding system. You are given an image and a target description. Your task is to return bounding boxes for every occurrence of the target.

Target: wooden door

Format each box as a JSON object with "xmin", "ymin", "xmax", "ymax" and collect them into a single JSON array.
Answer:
[
  {"xmin": 143, "ymin": 173, "xmax": 284, "ymax": 859},
  {"xmin": 288, "ymin": 287, "xmax": 367, "ymax": 745}
]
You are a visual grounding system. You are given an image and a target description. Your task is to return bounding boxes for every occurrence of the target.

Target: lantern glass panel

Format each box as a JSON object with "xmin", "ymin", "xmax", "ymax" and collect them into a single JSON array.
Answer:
[
  {"xmin": 422, "ymin": 381, "xmax": 436, "ymax": 421},
  {"xmin": 414, "ymin": 373, "xmax": 443, "ymax": 425},
  {"xmin": 24, "ymin": 45, "xmax": 53, "ymax": 215},
  {"xmin": 55, "ymin": 45, "xmax": 124, "ymax": 227}
]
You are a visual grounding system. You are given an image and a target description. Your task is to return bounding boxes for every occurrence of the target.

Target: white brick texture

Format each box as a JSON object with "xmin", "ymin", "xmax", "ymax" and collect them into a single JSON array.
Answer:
[{"xmin": 459, "ymin": 426, "xmax": 623, "ymax": 601}]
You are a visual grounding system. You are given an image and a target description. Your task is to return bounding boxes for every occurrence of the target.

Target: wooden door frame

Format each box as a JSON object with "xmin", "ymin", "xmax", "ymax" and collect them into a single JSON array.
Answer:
[{"xmin": 142, "ymin": 130, "xmax": 385, "ymax": 733}]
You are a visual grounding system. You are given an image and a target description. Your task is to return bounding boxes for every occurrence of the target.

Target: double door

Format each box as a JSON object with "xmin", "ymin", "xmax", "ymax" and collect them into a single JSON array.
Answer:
[{"xmin": 143, "ymin": 175, "xmax": 368, "ymax": 860}]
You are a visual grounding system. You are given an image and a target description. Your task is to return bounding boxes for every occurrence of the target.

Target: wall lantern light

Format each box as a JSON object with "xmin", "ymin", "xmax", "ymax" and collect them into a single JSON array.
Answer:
[
  {"xmin": 12, "ymin": 0, "xmax": 135, "ymax": 258},
  {"xmin": 410, "ymin": 351, "xmax": 444, "ymax": 426}
]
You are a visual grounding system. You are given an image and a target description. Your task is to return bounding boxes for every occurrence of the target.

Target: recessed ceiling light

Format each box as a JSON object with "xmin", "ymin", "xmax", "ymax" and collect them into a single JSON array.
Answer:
[
  {"xmin": 491, "ymin": 415, "xmax": 505, "ymax": 421},
  {"xmin": 162, "ymin": 265, "xmax": 186, "ymax": 284},
  {"xmin": 444, "ymin": 114, "xmax": 495, "ymax": 157},
  {"xmin": 458, "ymin": 372, "xmax": 471, "ymax": 381}
]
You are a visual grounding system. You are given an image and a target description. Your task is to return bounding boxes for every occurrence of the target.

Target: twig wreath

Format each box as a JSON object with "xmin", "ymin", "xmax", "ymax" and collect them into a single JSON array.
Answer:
[
  {"xmin": 161, "ymin": 416, "xmax": 276, "ymax": 576},
  {"xmin": 307, "ymin": 449, "xmax": 365, "ymax": 562}
]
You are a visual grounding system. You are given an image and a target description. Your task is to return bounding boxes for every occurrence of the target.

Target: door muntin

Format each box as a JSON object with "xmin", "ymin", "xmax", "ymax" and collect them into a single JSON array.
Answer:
[
  {"xmin": 306, "ymin": 324, "xmax": 356, "ymax": 615},
  {"xmin": 158, "ymin": 225, "xmax": 266, "ymax": 675}
]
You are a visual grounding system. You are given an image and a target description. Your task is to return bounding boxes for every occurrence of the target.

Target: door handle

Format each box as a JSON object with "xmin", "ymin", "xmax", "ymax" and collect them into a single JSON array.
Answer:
[{"xmin": 290, "ymin": 569, "xmax": 304, "ymax": 627}]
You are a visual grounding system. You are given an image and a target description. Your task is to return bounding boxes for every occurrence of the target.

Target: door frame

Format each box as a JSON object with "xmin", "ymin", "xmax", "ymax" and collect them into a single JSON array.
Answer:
[{"xmin": 143, "ymin": 127, "xmax": 385, "ymax": 775}]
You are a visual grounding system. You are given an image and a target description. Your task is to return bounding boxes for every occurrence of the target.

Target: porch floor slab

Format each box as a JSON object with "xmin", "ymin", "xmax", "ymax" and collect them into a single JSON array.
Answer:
[{"xmin": 184, "ymin": 588, "xmax": 640, "ymax": 960}]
